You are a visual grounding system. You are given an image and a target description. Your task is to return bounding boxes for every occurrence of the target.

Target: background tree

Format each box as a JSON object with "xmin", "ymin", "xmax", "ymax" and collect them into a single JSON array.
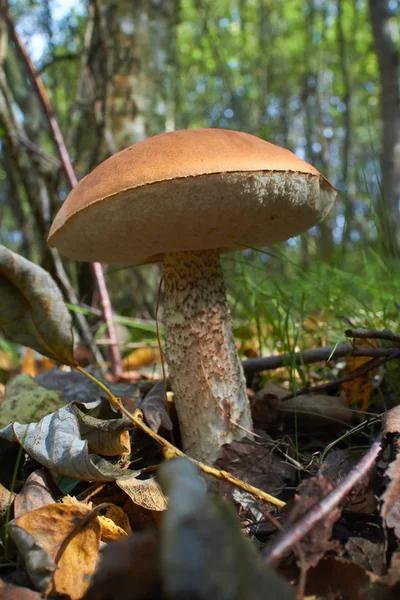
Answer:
[{"xmin": 0, "ymin": 0, "xmax": 398, "ymax": 343}]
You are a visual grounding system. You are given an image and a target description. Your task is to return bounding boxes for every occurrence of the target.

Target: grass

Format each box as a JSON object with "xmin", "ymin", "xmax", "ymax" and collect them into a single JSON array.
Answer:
[{"xmin": 225, "ymin": 239, "xmax": 398, "ymax": 359}]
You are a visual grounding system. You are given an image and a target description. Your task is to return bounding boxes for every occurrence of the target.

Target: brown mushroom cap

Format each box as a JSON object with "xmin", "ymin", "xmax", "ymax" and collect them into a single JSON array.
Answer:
[{"xmin": 48, "ymin": 129, "xmax": 337, "ymax": 264}]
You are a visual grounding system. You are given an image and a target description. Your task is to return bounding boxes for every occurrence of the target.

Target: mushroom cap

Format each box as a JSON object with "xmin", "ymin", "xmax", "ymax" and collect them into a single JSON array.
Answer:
[{"xmin": 48, "ymin": 129, "xmax": 337, "ymax": 264}]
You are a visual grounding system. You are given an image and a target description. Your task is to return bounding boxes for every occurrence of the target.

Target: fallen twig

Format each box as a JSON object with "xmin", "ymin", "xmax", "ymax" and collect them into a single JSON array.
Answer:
[
  {"xmin": 280, "ymin": 350, "xmax": 400, "ymax": 401},
  {"xmin": 242, "ymin": 343, "xmax": 400, "ymax": 374},
  {"xmin": 77, "ymin": 366, "xmax": 286, "ymax": 510},
  {"xmin": 345, "ymin": 328, "xmax": 400, "ymax": 344},
  {"xmin": 263, "ymin": 436, "xmax": 385, "ymax": 566}
]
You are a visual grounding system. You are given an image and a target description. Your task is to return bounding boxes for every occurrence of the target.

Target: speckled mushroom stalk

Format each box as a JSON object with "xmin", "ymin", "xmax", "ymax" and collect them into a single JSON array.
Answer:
[{"xmin": 163, "ymin": 249, "xmax": 252, "ymax": 463}]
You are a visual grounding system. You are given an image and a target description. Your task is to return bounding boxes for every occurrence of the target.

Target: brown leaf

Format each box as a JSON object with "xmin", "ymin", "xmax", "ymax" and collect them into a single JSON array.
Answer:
[
  {"xmin": 215, "ymin": 438, "xmax": 294, "ymax": 507},
  {"xmin": 285, "ymin": 475, "xmax": 341, "ymax": 569},
  {"xmin": 282, "ymin": 393, "xmax": 355, "ymax": 428},
  {"xmin": 9, "ymin": 503, "xmax": 101, "ymax": 599},
  {"xmin": 380, "ymin": 438, "xmax": 400, "ymax": 539},
  {"xmin": 117, "ymin": 476, "xmax": 167, "ymax": 511},
  {"xmin": 0, "ymin": 482, "xmax": 15, "ymax": 517},
  {"xmin": 99, "ymin": 504, "xmax": 132, "ymax": 541},
  {"xmin": 342, "ymin": 338, "xmax": 378, "ymax": 412},
  {"xmin": 0, "ymin": 580, "xmax": 42, "ymax": 599},
  {"xmin": 14, "ymin": 469, "xmax": 56, "ymax": 519},
  {"xmin": 0, "ymin": 245, "xmax": 77, "ymax": 366}
]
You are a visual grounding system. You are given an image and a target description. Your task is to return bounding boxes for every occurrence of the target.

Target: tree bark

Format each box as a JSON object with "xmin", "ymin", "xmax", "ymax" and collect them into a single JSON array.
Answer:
[{"xmin": 369, "ymin": 0, "xmax": 400, "ymax": 255}]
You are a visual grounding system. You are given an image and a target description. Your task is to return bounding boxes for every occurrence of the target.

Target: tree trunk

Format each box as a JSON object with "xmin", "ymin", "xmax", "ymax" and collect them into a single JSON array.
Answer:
[{"xmin": 369, "ymin": 0, "xmax": 400, "ymax": 255}]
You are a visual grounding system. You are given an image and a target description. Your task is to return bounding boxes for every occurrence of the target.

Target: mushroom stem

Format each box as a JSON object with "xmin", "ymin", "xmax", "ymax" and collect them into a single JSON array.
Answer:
[{"xmin": 163, "ymin": 249, "xmax": 253, "ymax": 463}]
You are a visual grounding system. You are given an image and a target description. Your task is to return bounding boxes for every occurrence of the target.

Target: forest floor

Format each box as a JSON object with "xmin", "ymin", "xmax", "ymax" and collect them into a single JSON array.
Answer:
[{"xmin": 0, "ymin": 246, "xmax": 400, "ymax": 599}]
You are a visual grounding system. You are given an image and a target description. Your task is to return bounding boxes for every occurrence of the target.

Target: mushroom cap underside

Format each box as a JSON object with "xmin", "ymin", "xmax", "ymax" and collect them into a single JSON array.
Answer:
[{"xmin": 48, "ymin": 129, "xmax": 337, "ymax": 264}]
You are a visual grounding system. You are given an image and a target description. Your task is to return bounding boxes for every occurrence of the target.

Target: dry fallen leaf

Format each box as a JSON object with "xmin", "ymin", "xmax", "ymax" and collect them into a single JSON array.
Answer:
[
  {"xmin": 0, "ymin": 580, "xmax": 43, "ymax": 599},
  {"xmin": 20, "ymin": 348, "xmax": 38, "ymax": 377},
  {"xmin": 282, "ymin": 393, "xmax": 355, "ymax": 428},
  {"xmin": 98, "ymin": 504, "xmax": 132, "ymax": 541},
  {"xmin": 0, "ymin": 398, "xmax": 140, "ymax": 481},
  {"xmin": 123, "ymin": 346, "xmax": 161, "ymax": 370},
  {"xmin": 284, "ymin": 475, "xmax": 341, "ymax": 569},
  {"xmin": 0, "ymin": 245, "xmax": 77, "ymax": 366},
  {"xmin": 214, "ymin": 438, "xmax": 294, "ymax": 507},
  {"xmin": 0, "ymin": 481, "xmax": 15, "ymax": 517},
  {"xmin": 14, "ymin": 469, "xmax": 56, "ymax": 518},
  {"xmin": 380, "ymin": 406, "xmax": 400, "ymax": 540},
  {"xmin": 141, "ymin": 380, "xmax": 173, "ymax": 433},
  {"xmin": 9, "ymin": 502, "xmax": 101, "ymax": 599},
  {"xmin": 117, "ymin": 475, "xmax": 167, "ymax": 511},
  {"xmin": 0, "ymin": 348, "xmax": 17, "ymax": 372},
  {"xmin": 342, "ymin": 338, "xmax": 378, "ymax": 412}
]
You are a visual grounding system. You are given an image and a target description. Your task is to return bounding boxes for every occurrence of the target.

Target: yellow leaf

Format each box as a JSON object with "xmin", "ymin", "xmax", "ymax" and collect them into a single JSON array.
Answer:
[
  {"xmin": 123, "ymin": 346, "xmax": 160, "ymax": 370},
  {"xmin": 9, "ymin": 503, "xmax": 101, "ymax": 599},
  {"xmin": 0, "ymin": 349, "xmax": 17, "ymax": 371},
  {"xmin": 342, "ymin": 339, "xmax": 378, "ymax": 412},
  {"xmin": 21, "ymin": 348, "xmax": 38, "ymax": 377}
]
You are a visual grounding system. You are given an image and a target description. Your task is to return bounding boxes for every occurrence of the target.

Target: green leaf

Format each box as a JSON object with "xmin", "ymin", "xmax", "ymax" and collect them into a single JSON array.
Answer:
[{"xmin": 0, "ymin": 245, "xmax": 76, "ymax": 366}]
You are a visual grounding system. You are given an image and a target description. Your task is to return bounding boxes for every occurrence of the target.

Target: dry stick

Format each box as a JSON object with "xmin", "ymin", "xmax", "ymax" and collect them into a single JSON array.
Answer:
[
  {"xmin": 242, "ymin": 343, "xmax": 400, "ymax": 374},
  {"xmin": 75, "ymin": 366, "xmax": 285, "ymax": 509},
  {"xmin": 345, "ymin": 328, "xmax": 400, "ymax": 344},
  {"xmin": 2, "ymin": 8, "xmax": 122, "ymax": 378},
  {"xmin": 264, "ymin": 436, "xmax": 384, "ymax": 567}
]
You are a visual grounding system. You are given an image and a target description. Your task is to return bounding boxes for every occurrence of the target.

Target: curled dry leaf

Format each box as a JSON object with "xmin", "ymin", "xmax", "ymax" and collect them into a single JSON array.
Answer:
[
  {"xmin": 74, "ymin": 401, "xmax": 133, "ymax": 455},
  {"xmin": 99, "ymin": 515, "xmax": 128, "ymax": 541},
  {"xmin": 0, "ymin": 399, "xmax": 140, "ymax": 481},
  {"xmin": 9, "ymin": 502, "xmax": 101, "ymax": 599},
  {"xmin": 141, "ymin": 380, "xmax": 173, "ymax": 433},
  {"xmin": 99, "ymin": 504, "xmax": 132, "ymax": 541},
  {"xmin": 0, "ymin": 245, "xmax": 76, "ymax": 366}
]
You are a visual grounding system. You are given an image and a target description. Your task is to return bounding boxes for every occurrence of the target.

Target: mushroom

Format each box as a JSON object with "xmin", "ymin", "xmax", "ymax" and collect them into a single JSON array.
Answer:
[{"xmin": 48, "ymin": 129, "xmax": 337, "ymax": 463}]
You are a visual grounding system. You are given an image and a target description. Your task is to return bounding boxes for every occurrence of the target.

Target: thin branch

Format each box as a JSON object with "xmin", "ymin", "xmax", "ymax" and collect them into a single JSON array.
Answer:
[
  {"xmin": 0, "ymin": 74, "xmax": 103, "ymax": 364},
  {"xmin": 345, "ymin": 328, "xmax": 400, "ymax": 344},
  {"xmin": 280, "ymin": 350, "xmax": 400, "ymax": 401},
  {"xmin": 242, "ymin": 343, "xmax": 400, "ymax": 374},
  {"xmin": 1, "ymin": 6, "xmax": 122, "ymax": 378},
  {"xmin": 264, "ymin": 437, "xmax": 384, "ymax": 566}
]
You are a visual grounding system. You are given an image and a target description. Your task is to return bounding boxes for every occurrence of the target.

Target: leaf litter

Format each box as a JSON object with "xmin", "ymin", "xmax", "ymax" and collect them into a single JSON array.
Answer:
[{"xmin": 0, "ymin": 247, "xmax": 400, "ymax": 598}]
